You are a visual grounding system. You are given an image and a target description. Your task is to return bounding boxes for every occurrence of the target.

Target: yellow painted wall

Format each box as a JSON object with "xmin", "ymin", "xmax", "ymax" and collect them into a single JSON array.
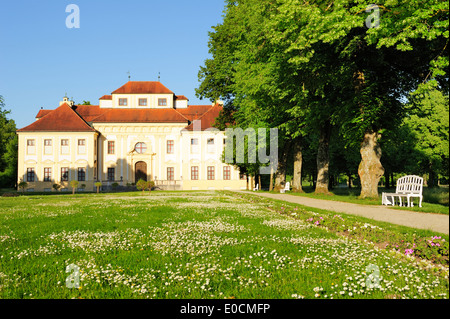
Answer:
[
  {"xmin": 17, "ymin": 123, "xmax": 247, "ymax": 192},
  {"xmin": 17, "ymin": 131, "xmax": 98, "ymax": 192}
]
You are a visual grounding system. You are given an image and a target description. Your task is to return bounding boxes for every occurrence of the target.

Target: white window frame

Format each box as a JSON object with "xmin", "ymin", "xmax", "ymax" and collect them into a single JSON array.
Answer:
[
  {"xmin": 27, "ymin": 139, "xmax": 36, "ymax": 155},
  {"xmin": 44, "ymin": 139, "xmax": 53, "ymax": 155},
  {"xmin": 78, "ymin": 139, "xmax": 86, "ymax": 155},
  {"xmin": 207, "ymin": 138, "xmax": 215, "ymax": 153},
  {"xmin": 61, "ymin": 139, "xmax": 70, "ymax": 155},
  {"xmin": 190, "ymin": 138, "xmax": 199, "ymax": 154}
]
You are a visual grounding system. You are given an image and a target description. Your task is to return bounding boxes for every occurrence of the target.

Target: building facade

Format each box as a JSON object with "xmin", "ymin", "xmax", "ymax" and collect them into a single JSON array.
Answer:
[{"xmin": 16, "ymin": 81, "xmax": 246, "ymax": 192}]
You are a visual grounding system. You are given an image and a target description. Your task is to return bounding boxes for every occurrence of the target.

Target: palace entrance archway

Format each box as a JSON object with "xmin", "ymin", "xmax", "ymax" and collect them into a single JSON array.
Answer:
[{"xmin": 135, "ymin": 161, "xmax": 147, "ymax": 182}]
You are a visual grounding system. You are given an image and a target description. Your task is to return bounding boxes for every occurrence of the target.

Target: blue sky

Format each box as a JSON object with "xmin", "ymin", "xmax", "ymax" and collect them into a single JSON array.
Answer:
[{"xmin": 0, "ymin": 0, "xmax": 226, "ymax": 129}]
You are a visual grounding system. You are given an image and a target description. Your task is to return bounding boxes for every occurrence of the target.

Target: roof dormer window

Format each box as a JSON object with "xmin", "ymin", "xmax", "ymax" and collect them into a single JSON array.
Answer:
[
  {"xmin": 158, "ymin": 98, "xmax": 167, "ymax": 106},
  {"xmin": 139, "ymin": 98, "xmax": 147, "ymax": 106},
  {"xmin": 119, "ymin": 98, "xmax": 128, "ymax": 106}
]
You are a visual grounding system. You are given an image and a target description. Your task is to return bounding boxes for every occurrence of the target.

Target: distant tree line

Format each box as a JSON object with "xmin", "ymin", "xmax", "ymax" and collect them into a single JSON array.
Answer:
[{"xmin": 0, "ymin": 95, "xmax": 18, "ymax": 188}]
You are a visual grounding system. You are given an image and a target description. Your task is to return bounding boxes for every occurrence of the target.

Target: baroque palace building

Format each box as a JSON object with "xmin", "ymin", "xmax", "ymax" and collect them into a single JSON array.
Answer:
[{"xmin": 16, "ymin": 81, "xmax": 246, "ymax": 192}]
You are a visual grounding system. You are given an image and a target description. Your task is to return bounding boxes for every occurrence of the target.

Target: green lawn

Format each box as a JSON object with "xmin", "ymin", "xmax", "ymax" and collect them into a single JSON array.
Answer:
[
  {"xmin": 268, "ymin": 186, "xmax": 449, "ymax": 215},
  {"xmin": 0, "ymin": 191, "xmax": 448, "ymax": 299}
]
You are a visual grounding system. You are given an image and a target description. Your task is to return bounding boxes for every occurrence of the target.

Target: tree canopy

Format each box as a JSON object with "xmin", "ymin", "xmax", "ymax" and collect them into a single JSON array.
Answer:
[{"xmin": 197, "ymin": 0, "xmax": 449, "ymax": 195}]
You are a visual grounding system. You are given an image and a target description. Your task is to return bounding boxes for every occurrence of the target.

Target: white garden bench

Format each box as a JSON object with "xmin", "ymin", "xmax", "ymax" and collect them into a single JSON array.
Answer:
[
  {"xmin": 280, "ymin": 182, "xmax": 290, "ymax": 194},
  {"xmin": 382, "ymin": 175, "xmax": 423, "ymax": 207},
  {"xmin": 253, "ymin": 184, "xmax": 259, "ymax": 191}
]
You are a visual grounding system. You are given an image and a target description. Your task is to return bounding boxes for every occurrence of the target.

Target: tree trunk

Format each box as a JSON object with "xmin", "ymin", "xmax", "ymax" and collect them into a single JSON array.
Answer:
[
  {"xmin": 292, "ymin": 137, "xmax": 304, "ymax": 193},
  {"xmin": 274, "ymin": 170, "xmax": 286, "ymax": 191},
  {"xmin": 358, "ymin": 132, "xmax": 385, "ymax": 198},
  {"xmin": 269, "ymin": 166, "xmax": 274, "ymax": 191},
  {"xmin": 258, "ymin": 175, "xmax": 261, "ymax": 190},
  {"xmin": 274, "ymin": 141, "xmax": 291, "ymax": 191},
  {"xmin": 329, "ymin": 175, "xmax": 334, "ymax": 190},
  {"xmin": 315, "ymin": 121, "xmax": 332, "ymax": 194},
  {"xmin": 347, "ymin": 173, "xmax": 352, "ymax": 188},
  {"xmin": 353, "ymin": 69, "xmax": 385, "ymax": 198},
  {"xmin": 428, "ymin": 162, "xmax": 437, "ymax": 188},
  {"xmin": 423, "ymin": 174, "xmax": 428, "ymax": 187}
]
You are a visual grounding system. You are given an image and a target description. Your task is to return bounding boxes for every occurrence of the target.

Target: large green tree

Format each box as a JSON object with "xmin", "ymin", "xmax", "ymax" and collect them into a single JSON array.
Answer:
[
  {"xmin": 199, "ymin": 0, "xmax": 448, "ymax": 198},
  {"xmin": 197, "ymin": 0, "xmax": 313, "ymax": 191},
  {"xmin": 266, "ymin": 0, "xmax": 448, "ymax": 198}
]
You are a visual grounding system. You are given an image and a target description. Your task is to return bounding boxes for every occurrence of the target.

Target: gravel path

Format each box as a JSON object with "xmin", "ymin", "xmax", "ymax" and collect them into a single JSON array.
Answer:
[{"xmin": 237, "ymin": 191, "xmax": 449, "ymax": 235}]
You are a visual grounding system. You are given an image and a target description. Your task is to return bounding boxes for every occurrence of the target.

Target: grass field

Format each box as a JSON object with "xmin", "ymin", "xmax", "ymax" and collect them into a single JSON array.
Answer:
[{"xmin": 0, "ymin": 191, "xmax": 448, "ymax": 299}]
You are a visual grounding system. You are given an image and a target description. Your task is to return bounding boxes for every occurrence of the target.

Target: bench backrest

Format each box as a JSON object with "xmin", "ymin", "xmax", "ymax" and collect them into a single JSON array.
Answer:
[
  {"xmin": 396, "ymin": 175, "xmax": 423, "ymax": 194},
  {"xmin": 284, "ymin": 182, "xmax": 290, "ymax": 190}
]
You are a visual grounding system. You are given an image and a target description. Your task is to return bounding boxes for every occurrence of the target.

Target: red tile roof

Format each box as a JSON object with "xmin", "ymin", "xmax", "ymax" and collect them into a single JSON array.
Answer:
[
  {"xmin": 72, "ymin": 105, "xmax": 106, "ymax": 122},
  {"xmin": 99, "ymin": 95, "xmax": 112, "ymax": 100},
  {"xmin": 111, "ymin": 81, "xmax": 174, "ymax": 95},
  {"xmin": 35, "ymin": 109, "xmax": 53, "ymax": 119},
  {"xmin": 175, "ymin": 95, "xmax": 189, "ymax": 101},
  {"xmin": 184, "ymin": 104, "xmax": 223, "ymax": 131},
  {"xmin": 35, "ymin": 105, "xmax": 103, "ymax": 122},
  {"xmin": 18, "ymin": 103, "xmax": 97, "ymax": 132},
  {"xmin": 177, "ymin": 105, "xmax": 215, "ymax": 121},
  {"xmin": 28, "ymin": 100, "xmax": 222, "ymax": 132}
]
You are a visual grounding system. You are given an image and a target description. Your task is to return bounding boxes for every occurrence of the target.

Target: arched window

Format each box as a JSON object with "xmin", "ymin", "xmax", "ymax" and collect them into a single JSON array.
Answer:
[{"xmin": 135, "ymin": 142, "xmax": 147, "ymax": 154}]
